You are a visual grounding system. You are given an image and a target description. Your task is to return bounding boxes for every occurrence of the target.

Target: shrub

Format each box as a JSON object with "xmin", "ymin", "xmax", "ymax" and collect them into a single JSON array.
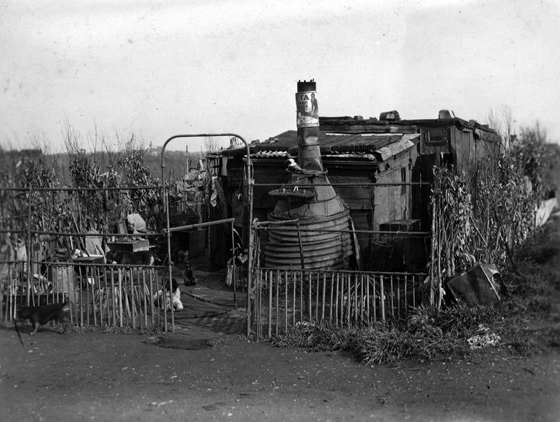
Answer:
[
  {"xmin": 272, "ymin": 303, "xmax": 501, "ymax": 365},
  {"xmin": 271, "ymin": 321, "xmax": 358, "ymax": 352}
]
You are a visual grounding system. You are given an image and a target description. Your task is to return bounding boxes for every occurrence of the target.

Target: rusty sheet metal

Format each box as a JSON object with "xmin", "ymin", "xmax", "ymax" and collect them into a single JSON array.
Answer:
[
  {"xmin": 446, "ymin": 264, "xmax": 508, "ymax": 305},
  {"xmin": 373, "ymin": 133, "xmax": 420, "ymax": 161}
]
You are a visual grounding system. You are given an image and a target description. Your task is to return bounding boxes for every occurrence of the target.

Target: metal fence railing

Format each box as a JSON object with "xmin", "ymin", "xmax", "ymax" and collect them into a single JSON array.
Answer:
[{"xmin": 249, "ymin": 267, "xmax": 427, "ymax": 339}]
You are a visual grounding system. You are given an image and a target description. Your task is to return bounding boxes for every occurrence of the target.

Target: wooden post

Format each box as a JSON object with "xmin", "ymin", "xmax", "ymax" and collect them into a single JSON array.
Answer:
[
  {"xmin": 27, "ymin": 185, "xmax": 32, "ymax": 307},
  {"xmin": 380, "ymin": 275, "xmax": 385, "ymax": 322},
  {"xmin": 430, "ymin": 196, "xmax": 437, "ymax": 307}
]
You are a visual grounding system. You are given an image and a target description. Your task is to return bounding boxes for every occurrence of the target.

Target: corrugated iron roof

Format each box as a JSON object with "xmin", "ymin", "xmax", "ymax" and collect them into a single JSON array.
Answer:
[
  {"xmin": 255, "ymin": 130, "xmax": 411, "ymax": 154},
  {"xmin": 225, "ymin": 130, "xmax": 419, "ymax": 162},
  {"xmin": 252, "ymin": 150, "xmax": 290, "ymax": 158},
  {"xmin": 323, "ymin": 153, "xmax": 376, "ymax": 161}
]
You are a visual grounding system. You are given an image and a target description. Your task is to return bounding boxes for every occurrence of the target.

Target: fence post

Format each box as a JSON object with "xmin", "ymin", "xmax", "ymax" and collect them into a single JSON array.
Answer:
[
  {"xmin": 430, "ymin": 197, "xmax": 437, "ymax": 307},
  {"xmin": 26, "ymin": 185, "xmax": 32, "ymax": 307},
  {"xmin": 380, "ymin": 275, "xmax": 385, "ymax": 322},
  {"xmin": 268, "ymin": 270, "xmax": 272, "ymax": 338},
  {"xmin": 275, "ymin": 269, "xmax": 279, "ymax": 337},
  {"xmin": 321, "ymin": 272, "xmax": 326, "ymax": 322}
]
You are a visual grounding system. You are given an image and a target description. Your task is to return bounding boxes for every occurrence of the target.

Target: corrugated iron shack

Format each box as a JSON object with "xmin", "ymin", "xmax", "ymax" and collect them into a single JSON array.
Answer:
[
  {"xmin": 208, "ymin": 124, "xmax": 422, "ymax": 271},
  {"xmin": 205, "ymin": 111, "xmax": 497, "ymax": 271}
]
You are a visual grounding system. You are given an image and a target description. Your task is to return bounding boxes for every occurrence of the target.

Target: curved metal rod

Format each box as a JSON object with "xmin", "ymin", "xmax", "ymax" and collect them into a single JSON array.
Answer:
[
  {"xmin": 159, "ymin": 133, "xmax": 251, "ymax": 184},
  {"xmin": 159, "ymin": 133, "xmax": 253, "ymax": 334}
]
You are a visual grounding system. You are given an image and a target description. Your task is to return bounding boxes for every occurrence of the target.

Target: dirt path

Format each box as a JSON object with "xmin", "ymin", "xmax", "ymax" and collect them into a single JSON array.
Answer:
[{"xmin": 1, "ymin": 326, "xmax": 559, "ymax": 422}]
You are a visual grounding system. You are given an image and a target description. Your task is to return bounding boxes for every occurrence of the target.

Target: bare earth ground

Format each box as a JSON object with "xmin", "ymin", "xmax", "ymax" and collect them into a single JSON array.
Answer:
[{"xmin": 1, "ymin": 218, "xmax": 560, "ymax": 421}]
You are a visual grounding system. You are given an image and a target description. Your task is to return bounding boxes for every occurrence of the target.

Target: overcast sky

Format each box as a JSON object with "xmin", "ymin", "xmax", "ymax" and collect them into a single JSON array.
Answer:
[{"xmin": 2, "ymin": 0, "xmax": 559, "ymax": 153}]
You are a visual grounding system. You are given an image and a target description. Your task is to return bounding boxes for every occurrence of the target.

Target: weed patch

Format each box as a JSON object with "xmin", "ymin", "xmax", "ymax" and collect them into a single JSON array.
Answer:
[{"xmin": 272, "ymin": 304, "xmax": 501, "ymax": 365}]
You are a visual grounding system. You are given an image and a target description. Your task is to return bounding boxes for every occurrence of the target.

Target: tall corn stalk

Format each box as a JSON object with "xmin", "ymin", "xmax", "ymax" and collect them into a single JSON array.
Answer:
[{"xmin": 429, "ymin": 133, "xmax": 544, "ymax": 307}]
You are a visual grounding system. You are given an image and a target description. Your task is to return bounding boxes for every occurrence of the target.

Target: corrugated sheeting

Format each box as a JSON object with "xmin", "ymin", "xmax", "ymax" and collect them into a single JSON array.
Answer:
[
  {"xmin": 253, "ymin": 131, "xmax": 409, "ymax": 155},
  {"xmin": 252, "ymin": 150, "xmax": 290, "ymax": 158},
  {"xmin": 265, "ymin": 209, "xmax": 353, "ymax": 270}
]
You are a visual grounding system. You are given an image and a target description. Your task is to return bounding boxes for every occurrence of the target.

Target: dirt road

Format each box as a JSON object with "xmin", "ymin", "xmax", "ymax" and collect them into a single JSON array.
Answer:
[{"xmin": 1, "ymin": 325, "xmax": 559, "ymax": 422}]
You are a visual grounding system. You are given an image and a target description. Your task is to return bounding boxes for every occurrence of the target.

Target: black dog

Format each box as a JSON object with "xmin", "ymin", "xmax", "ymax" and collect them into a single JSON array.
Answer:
[
  {"xmin": 105, "ymin": 250, "xmax": 160, "ymax": 266},
  {"xmin": 15, "ymin": 302, "xmax": 70, "ymax": 345},
  {"xmin": 182, "ymin": 263, "xmax": 196, "ymax": 286},
  {"xmin": 177, "ymin": 250, "xmax": 196, "ymax": 286}
]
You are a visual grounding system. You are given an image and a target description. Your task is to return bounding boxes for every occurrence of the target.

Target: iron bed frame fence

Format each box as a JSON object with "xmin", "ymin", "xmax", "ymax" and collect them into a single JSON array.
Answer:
[
  {"xmin": 248, "ymin": 267, "xmax": 428, "ymax": 339},
  {"xmin": 1, "ymin": 260, "xmax": 169, "ymax": 331}
]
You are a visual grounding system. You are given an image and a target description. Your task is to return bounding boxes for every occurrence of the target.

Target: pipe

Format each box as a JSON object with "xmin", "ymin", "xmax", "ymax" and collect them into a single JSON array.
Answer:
[
  {"xmin": 165, "ymin": 218, "xmax": 235, "ymax": 233},
  {"xmin": 256, "ymin": 182, "xmax": 432, "ymax": 187},
  {"xmin": 0, "ymin": 186, "xmax": 161, "ymax": 192},
  {"xmin": 20, "ymin": 230, "xmax": 163, "ymax": 237}
]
